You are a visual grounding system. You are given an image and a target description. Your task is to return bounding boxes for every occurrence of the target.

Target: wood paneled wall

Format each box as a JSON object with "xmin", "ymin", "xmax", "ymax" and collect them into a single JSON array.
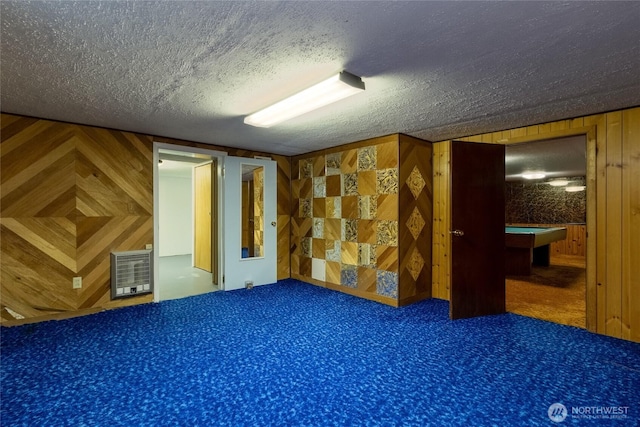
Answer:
[
  {"xmin": 290, "ymin": 134, "xmax": 432, "ymax": 307},
  {"xmin": 1, "ymin": 114, "xmax": 154, "ymax": 324},
  {"xmin": 433, "ymin": 107, "xmax": 640, "ymax": 343},
  {"xmin": 1, "ymin": 114, "xmax": 292, "ymax": 325},
  {"xmin": 398, "ymin": 135, "xmax": 433, "ymax": 305}
]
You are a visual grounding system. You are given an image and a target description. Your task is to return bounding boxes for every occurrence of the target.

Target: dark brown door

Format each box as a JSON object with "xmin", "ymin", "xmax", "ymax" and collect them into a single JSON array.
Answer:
[{"xmin": 450, "ymin": 141, "xmax": 505, "ymax": 319}]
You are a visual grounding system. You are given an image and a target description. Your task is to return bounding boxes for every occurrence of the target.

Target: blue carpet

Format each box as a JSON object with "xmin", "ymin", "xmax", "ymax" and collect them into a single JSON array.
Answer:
[{"xmin": 1, "ymin": 280, "xmax": 639, "ymax": 426}]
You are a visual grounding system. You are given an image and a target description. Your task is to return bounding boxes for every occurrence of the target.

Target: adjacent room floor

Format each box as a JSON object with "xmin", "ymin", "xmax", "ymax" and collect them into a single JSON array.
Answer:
[
  {"xmin": 506, "ymin": 254, "xmax": 586, "ymax": 328},
  {"xmin": 158, "ymin": 254, "xmax": 218, "ymax": 301}
]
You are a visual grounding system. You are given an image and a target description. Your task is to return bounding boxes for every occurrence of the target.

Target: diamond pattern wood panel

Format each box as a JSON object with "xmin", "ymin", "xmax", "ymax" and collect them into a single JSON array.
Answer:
[
  {"xmin": 398, "ymin": 135, "xmax": 433, "ymax": 305},
  {"xmin": 1, "ymin": 114, "xmax": 154, "ymax": 323}
]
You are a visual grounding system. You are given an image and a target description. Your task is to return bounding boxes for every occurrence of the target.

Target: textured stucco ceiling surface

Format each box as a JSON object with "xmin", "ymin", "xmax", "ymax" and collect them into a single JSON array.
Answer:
[{"xmin": 1, "ymin": 1, "xmax": 639, "ymax": 156}]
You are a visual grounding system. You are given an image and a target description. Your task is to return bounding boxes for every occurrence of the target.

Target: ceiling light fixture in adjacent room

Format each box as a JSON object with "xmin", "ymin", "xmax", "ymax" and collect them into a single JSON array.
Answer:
[
  {"xmin": 244, "ymin": 71, "xmax": 365, "ymax": 128},
  {"xmin": 565, "ymin": 185, "xmax": 586, "ymax": 192},
  {"xmin": 522, "ymin": 171, "xmax": 546, "ymax": 180},
  {"xmin": 548, "ymin": 179, "xmax": 569, "ymax": 186}
]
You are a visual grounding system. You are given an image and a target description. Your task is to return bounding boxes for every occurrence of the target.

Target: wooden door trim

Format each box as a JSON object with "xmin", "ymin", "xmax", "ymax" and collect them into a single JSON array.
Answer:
[{"xmin": 488, "ymin": 125, "xmax": 596, "ymax": 332}]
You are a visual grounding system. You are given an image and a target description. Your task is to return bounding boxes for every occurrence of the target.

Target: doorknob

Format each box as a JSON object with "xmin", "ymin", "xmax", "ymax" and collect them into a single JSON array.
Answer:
[
  {"xmin": 271, "ymin": 221, "xmax": 277, "ymax": 227},
  {"xmin": 450, "ymin": 229, "xmax": 464, "ymax": 237}
]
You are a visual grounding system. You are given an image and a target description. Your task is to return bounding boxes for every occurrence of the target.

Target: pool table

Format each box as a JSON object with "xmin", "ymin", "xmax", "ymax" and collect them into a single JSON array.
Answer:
[{"xmin": 505, "ymin": 226, "xmax": 567, "ymax": 275}]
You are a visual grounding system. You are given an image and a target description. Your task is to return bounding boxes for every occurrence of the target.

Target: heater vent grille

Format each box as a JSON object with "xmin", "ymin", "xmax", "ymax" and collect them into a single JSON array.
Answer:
[{"xmin": 110, "ymin": 250, "xmax": 153, "ymax": 299}]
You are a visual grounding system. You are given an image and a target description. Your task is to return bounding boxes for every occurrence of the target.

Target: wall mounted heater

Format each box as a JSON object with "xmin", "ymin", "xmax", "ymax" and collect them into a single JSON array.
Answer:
[{"xmin": 110, "ymin": 250, "xmax": 153, "ymax": 299}]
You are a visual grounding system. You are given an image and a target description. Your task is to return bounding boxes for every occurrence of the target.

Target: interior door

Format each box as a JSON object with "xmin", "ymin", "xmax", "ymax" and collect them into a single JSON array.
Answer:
[
  {"xmin": 223, "ymin": 156, "xmax": 277, "ymax": 290},
  {"xmin": 210, "ymin": 159, "xmax": 219, "ymax": 284},
  {"xmin": 194, "ymin": 162, "xmax": 212, "ymax": 272},
  {"xmin": 450, "ymin": 141, "xmax": 505, "ymax": 319}
]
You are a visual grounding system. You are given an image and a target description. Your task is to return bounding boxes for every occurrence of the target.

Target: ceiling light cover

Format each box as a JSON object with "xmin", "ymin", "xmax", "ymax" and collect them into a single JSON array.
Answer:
[
  {"xmin": 548, "ymin": 179, "xmax": 569, "ymax": 186},
  {"xmin": 565, "ymin": 185, "xmax": 586, "ymax": 192},
  {"xmin": 522, "ymin": 171, "xmax": 546, "ymax": 180},
  {"xmin": 244, "ymin": 71, "xmax": 365, "ymax": 128}
]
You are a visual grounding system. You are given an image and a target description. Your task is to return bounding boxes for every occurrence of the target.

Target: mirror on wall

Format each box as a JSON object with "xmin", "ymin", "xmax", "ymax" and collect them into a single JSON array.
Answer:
[{"xmin": 241, "ymin": 164, "xmax": 265, "ymax": 259}]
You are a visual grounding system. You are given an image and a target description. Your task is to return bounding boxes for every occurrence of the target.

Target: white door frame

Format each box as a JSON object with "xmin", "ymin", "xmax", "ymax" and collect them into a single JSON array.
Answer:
[
  {"xmin": 153, "ymin": 142, "xmax": 226, "ymax": 302},
  {"xmin": 222, "ymin": 155, "xmax": 278, "ymax": 290}
]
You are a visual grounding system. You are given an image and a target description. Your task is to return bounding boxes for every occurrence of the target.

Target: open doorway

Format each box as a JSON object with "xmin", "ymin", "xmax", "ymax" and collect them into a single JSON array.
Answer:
[
  {"xmin": 504, "ymin": 135, "xmax": 587, "ymax": 328},
  {"xmin": 153, "ymin": 143, "xmax": 225, "ymax": 302}
]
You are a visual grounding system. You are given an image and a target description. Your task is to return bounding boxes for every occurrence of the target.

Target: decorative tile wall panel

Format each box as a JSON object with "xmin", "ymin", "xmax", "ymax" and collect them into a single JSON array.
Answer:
[
  {"xmin": 326, "ymin": 152, "xmax": 342, "ymax": 176},
  {"xmin": 299, "ymin": 178, "xmax": 312, "ymax": 199},
  {"xmin": 376, "ymin": 141, "xmax": 398, "ymax": 169},
  {"xmin": 312, "ymin": 258, "xmax": 326, "ymax": 281},
  {"xmin": 312, "ymin": 238, "xmax": 325, "ymax": 259},
  {"xmin": 341, "ymin": 196, "xmax": 358, "ymax": 219},
  {"xmin": 359, "ymin": 195, "xmax": 377, "ymax": 220},
  {"xmin": 407, "ymin": 248, "xmax": 425, "ymax": 281},
  {"xmin": 300, "ymin": 158, "xmax": 313, "ymax": 179},
  {"xmin": 299, "ymin": 257, "xmax": 311, "ymax": 277},
  {"xmin": 342, "ymin": 173, "xmax": 358, "ymax": 196},
  {"xmin": 377, "ymin": 220, "xmax": 398, "ymax": 246},
  {"xmin": 324, "ymin": 218, "xmax": 341, "ymax": 240},
  {"xmin": 407, "ymin": 166, "xmax": 426, "ymax": 200},
  {"xmin": 300, "ymin": 198, "xmax": 312, "ymax": 218},
  {"xmin": 325, "ymin": 175, "xmax": 341, "ymax": 197},
  {"xmin": 342, "ymin": 219, "xmax": 358, "ymax": 242},
  {"xmin": 341, "ymin": 150, "xmax": 357, "ymax": 174},
  {"xmin": 376, "ymin": 245, "xmax": 398, "ymax": 272},
  {"xmin": 406, "ymin": 207, "xmax": 426, "ymax": 241},
  {"xmin": 312, "ymin": 197, "xmax": 325, "ymax": 218},
  {"xmin": 326, "ymin": 197, "xmax": 341, "ymax": 219},
  {"xmin": 377, "ymin": 169, "xmax": 399, "ymax": 194},
  {"xmin": 300, "ymin": 237, "xmax": 312, "ymax": 258},
  {"xmin": 341, "ymin": 264, "xmax": 358, "ymax": 288},
  {"xmin": 326, "ymin": 240, "xmax": 341, "ymax": 262},
  {"xmin": 358, "ymin": 170, "xmax": 377, "ymax": 195},
  {"xmin": 313, "ymin": 155, "xmax": 325, "ymax": 177},
  {"xmin": 357, "ymin": 267, "xmax": 377, "ymax": 292},
  {"xmin": 357, "ymin": 219, "xmax": 377, "ymax": 244},
  {"xmin": 325, "ymin": 261, "xmax": 341, "ymax": 285},
  {"xmin": 313, "ymin": 176, "xmax": 326, "ymax": 198},
  {"xmin": 291, "ymin": 134, "xmax": 432, "ymax": 307},
  {"xmin": 376, "ymin": 270, "xmax": 398, "ymax": 298},
  {"xmin": 376, "ymin": 194, "xmax": 398, "ymax": 221},
  {"xmin": 357, "ymin": 146, "xmax": 377, "ymax": 171},
  {"xmin": 341, "ymin": 242, "xmax": 358, "ymax": 266},
  {"xmin": 358, "ymin": 243, "xmax": 371, "ymax": 266}
]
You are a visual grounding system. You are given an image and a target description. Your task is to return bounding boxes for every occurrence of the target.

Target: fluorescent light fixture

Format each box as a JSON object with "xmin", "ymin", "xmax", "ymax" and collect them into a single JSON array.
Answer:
[
  {"xmin": 522, "ymin": 171, "xmax": 546, "ymax": 180},
  {"xmin": 565, "ymin": 185, "xmax": 586, "ymax": 192},
  {"xmin": 244, "ymin": 71, "xmax": 365, "ymax": 128},
  {"xmin": 548, "ymin": 179, "xmax": 569, "ymax": 186}
]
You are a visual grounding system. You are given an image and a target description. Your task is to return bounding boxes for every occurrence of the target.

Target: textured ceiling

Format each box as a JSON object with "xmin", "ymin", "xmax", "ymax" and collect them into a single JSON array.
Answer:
[{"xmin": 1, "ymin": 1, "xmax": 639, "ymax": 157}]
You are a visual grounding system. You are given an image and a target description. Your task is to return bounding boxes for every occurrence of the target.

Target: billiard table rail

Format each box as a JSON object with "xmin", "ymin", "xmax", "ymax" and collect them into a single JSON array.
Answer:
[{"xmin": 505, "ymin": 226, "xmax": 567, "ymax": 275}]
